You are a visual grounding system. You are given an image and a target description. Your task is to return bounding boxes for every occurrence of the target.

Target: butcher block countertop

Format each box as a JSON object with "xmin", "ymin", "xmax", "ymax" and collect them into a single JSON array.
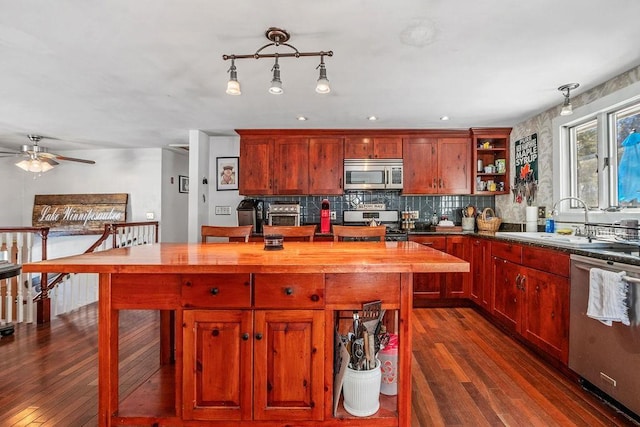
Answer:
[{"xmin": 22, "ymin": 241, "xmax": 469, "ymax": 274}]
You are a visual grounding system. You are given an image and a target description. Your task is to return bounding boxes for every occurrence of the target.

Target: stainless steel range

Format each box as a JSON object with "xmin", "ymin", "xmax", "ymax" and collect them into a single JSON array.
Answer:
[{"xmin": 343, "ymin": 208, "xmax": 407, "ymax": 241}]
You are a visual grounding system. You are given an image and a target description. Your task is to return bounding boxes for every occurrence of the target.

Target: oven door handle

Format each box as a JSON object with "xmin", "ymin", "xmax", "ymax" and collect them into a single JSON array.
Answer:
[{"xmin": 574, "ymin": 262, "xmax": 640, "ymax": 283}]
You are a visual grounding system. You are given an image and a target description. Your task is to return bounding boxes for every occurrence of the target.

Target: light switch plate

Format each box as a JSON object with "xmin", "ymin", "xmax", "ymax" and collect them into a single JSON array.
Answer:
[
  {"xmin": 215, "ymin": 206, "xmax": 231, "ymax": 215},
  {"xmin": 145, "ymin": 212, "xmax": 155, "ymax": 220},
  {"xmin": 330, "ymin": 211, "xmax": 337, "ymax": 220}
]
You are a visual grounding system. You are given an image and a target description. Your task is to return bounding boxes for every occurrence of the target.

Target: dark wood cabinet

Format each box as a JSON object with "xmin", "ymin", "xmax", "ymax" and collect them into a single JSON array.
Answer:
[
  {"xmin": 309, "ymin": 137, "xmax": 344, "ymax": 195},
  {"xmin": 239, "ymin": 137, "xmax": 273, "ymax": 195},
  {"xmin": 471, "ymin": 128, "xmax": 512, "ymax": 195},
  {"xmin": 469, "ymin": 237, "xmax": 491, "ymax": 310},
  {"xmin": 344, "ymin": 136, "xmax": 402, "ymax": 159},
  {"xmin": 490, "ymin": 241, "xmax": 570, "ymax": 363},
  {"xmin": 410, "ymin": 235, "xmax": 470, "ymax": 304},
  {"xmin": 403, "ymin": 137, "xmax": 471, "ymax": 194},
  {"xmin": 273, "ymin": 138, "xmax": 309, "ymax": 195}
]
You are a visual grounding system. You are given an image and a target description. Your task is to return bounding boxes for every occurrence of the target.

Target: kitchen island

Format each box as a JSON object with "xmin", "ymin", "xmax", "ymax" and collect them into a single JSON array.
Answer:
[{"xmin": 23, "ymin": 241, "xmax": 469, "ymax": 427}]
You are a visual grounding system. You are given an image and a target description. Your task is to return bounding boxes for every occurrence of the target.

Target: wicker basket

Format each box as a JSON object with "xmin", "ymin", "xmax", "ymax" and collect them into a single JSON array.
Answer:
[{"xmin": 476, "ymin": 208, "xmax": 502, "ymax": 232}]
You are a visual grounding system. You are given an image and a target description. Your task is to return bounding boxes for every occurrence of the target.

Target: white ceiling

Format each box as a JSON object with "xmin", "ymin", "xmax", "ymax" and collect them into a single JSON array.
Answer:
[{"xmin": 1, "ymin": 0, "xmax": 640, "ymax": 153}]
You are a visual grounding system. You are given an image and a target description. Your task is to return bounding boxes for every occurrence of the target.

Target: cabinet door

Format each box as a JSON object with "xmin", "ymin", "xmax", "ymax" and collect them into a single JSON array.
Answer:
[
  {"xmin": 273, "ymin": 138, "xmax": 309, "ymax": 195},
  {"xmin": 373, "ymin": 137, "xmax": 402, "ymax": 158},
  {"xmin": 309, "ymin": 137, "xmax": 344, "ymax": 195},
  {"xmin": 438, "ymin": 138, "xmax": 471, "ymax": 194},
  {"xmin": 183, "ymin": 310, "xmax": 253, "ymax": 421},
  {"xmin": 254, "ymin": 310, "xmax": 324, "ymax": 421},
  {"xmin": 344, "ymin": 137, "xmax": 373, "ymax": 159},
  {"xmin": 521, "ymin": 268, "xmax": 570, "ymax": 363},
  {"xmin": 470, "ymin": 238, "xmax": 491, "ymax": 309},
  {"xmin": 239, "ymin": 138, "xmax": 273, "ymax": 195},
  {"xmin": 444, "ymin": 236, "xmax": 470, "ymax": 298},
  {"xmin": 403, "ymin": 138, "xmax": 438, "ymax": 194},
  {"xmin": 492, "ymin": 257, "xmax": 521, "ymax": 332}
]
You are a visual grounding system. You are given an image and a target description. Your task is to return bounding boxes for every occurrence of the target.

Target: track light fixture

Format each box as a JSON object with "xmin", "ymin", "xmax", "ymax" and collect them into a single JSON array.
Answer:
[
  {"xmin": 558, "ymin": 83, "xmax": 579, "ymax": 116},
  {"xmin": 222, "ymin": 27, "xmax": 333, "ymax": 95}
]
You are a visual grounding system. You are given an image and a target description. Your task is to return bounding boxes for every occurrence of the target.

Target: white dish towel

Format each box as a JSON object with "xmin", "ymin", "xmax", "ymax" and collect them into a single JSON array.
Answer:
[{"xmin": 587, "ymin": 267, "xmax": 630, "ymax": 326}]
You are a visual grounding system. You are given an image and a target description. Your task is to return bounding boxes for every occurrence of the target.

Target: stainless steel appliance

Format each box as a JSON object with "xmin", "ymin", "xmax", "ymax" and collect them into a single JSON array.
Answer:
[
  {"xmin": 268, "ymin": 202, "xmax": 301, "ymax": 227},
  {"xmin": 343, "ymin": 208, "xmax": 406, "ymax": 241},
  {"xmin": 343, "ymin": 159, "xmax": 403, "ymax": 191},
  {"xmin": 236, "ymin": 198, "xmax": 264, "ymax": 233},
  {"xmin": 569, "ymin": 254, "xmax": 640, "ymax": 417}
]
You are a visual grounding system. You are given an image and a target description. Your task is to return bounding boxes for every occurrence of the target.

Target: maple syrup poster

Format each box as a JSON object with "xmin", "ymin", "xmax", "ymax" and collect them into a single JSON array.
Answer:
[{"xmin": 513, "ymin": 133, "xmax": 538, "ymax": 205}]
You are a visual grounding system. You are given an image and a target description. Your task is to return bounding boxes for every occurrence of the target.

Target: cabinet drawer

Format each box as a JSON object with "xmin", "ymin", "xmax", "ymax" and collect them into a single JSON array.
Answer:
[
  {"xmin": 492, "ymin": 241, "xmax": 522, "ymax": 264},
  {"xmin": 325, "ymin": 273, "xmax": 400, "ymax": 306},
  {"xmin": 522, "ymin": 246, "xmax": 570, "ymax": 277},
  {"xmin": 181, "ymin": 274, "xmax": 251, "ymax": 308},
  {"xmin": 408, "ymin": 235, "xmax": 446, "ymax": 251},
  {"xmin": 254, "ymin": 274, "xmax": 324, "ymax": 308}
]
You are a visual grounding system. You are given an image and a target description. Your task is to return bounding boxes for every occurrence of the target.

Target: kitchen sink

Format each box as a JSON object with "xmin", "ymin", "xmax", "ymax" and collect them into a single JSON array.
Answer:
[{"xmin": 494, "ymin": 231, "xmax": 633, "ymax": 250}]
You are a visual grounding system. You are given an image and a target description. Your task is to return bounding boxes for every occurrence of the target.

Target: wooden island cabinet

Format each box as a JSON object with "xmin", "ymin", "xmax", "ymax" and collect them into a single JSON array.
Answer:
[{"xmin": 24, "ymin": 241, "xmax": 469, "ymax": 427}]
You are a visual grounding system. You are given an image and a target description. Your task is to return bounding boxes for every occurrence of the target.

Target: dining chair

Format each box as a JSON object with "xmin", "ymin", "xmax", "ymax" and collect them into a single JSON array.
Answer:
[
  {"xmin": 201, "ymin": 225, "xmax": 253, "ymax": 242},
  {"xmin": 332, "ymin": 225, "xmax": 386, "ymax": 242},
  {"xmin": 262, "ymin": 225, "xmax": 317, "ymax": 242}
]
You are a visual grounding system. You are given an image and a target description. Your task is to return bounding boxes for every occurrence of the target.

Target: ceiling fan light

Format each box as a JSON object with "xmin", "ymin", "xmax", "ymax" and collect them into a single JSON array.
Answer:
[{"xmin": 16, "ymin": 159, "xmax": 54, "ymax": 173}]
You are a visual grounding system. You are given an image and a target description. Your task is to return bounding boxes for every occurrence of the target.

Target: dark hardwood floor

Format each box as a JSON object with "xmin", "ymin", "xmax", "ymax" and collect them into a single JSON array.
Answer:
[{"xmin": 0, "ymin": 305, "xmax": 636, "ymax": 426}]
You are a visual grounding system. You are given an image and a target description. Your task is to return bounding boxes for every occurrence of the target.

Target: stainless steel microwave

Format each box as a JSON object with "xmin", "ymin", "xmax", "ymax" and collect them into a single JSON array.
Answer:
[{"xmin": 343, "ymin": 159, "xmax": 403, "ymax": 190}]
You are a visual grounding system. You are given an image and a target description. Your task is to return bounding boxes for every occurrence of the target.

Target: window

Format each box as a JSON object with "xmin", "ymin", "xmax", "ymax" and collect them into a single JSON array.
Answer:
[{"xmin": 565, "ymin": 99, "xmax": 640, "ymax": 210}]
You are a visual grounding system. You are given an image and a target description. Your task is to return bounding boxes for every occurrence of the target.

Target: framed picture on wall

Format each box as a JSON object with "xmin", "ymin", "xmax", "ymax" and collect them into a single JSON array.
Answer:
[
  {"xmin": 216, "ymin": 157, "xmax": 239, "ymax": 191},
  {"xmin": 178, "ymin": 175, "xmax": 189, "ymax": 193}
]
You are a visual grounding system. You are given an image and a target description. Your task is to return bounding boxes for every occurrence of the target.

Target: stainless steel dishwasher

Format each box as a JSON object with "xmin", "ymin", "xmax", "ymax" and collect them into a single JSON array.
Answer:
[{"xmin": 569, "ymin": 254, "xmax": 640, "ymax": 417}]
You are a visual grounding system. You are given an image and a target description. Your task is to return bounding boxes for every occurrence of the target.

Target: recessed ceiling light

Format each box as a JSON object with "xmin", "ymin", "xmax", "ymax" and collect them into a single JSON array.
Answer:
[
  {"xmin": 297, "ymin": 116, "xmax": 308, "ymax": 121},
  {"xmin": 367, "ymin": 116, "xmax": 378, "ymax": 121},
  {"xmin": 440, "ymin": 116, "xmax": 450, "ymax": 121}
]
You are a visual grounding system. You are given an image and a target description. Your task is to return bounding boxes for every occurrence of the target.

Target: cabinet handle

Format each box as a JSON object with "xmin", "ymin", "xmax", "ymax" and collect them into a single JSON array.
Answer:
[
  {"xmin": 284, "ymin": 287, "xmax": 294, "ymax": 295},
  {"xmin": 241, "ymin": 333, "xmax": 249, "ymax": 341},
  {"xmin": 432, "ymin": 178, "xmax": 437, "ymax": 188},
  {"xmin": 210, "ymin": 287, "xmax": 219, "ymax": 295},
  {"xmin": 255, "ymin": 333, "xmax": 263, "ymax": 340},
  {"xmin": 520, "ymin": 276, "xmax": 526, "ymax": 291},
  {"xmin": 339, "ymin": 178, "xmax": 342, "ymax": 189},
  {"xmin": 550, "ymin": 311, "xmax": 555, "ymax": 319},
  {"xmin": 439, "ymin": 178, "xmax": 443, "ymax": 188},
  {"xmin": 515, "ymin": 274, "xmax": 522, "ymax": 290}
]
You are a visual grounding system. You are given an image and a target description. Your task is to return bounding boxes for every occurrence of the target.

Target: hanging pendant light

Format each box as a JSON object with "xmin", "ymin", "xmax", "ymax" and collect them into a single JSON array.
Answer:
[
  {"xmin": 315, "ymin": 55, "xmax": 330, "ymax": 94},
  {"xmin": 269, "ymin": 56, "xmax": 283, "ymax": 95},
  {"xmin": 225, "ymin": 58, "xmax": 241, "ymax": 95},
  {"xmin": 558, "ymin": 83, "xmax": 579, "ymax": 116}
]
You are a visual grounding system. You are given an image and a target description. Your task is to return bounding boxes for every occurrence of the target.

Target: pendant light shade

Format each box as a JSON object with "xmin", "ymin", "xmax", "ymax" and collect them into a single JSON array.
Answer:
[
  {"xmin": 315, "ymin": 56, "xmax": 330, "ymax": 94},
  {"xmin": 226, "ymin": 59, "xmax": 241, "ymax": 95},
  {"xmin": 269, "ymin": 57, "xmax": 283, "ymax": 95},
  {"xmin": 558, "ymin": 83, "xmax": 579, "ymax": 116},
  {"xmin": 16, "ymin": 158, "xmax": 54, "ymax": 173}
]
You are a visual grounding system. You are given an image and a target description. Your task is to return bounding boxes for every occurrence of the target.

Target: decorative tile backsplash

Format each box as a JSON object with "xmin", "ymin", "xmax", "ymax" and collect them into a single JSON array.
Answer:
[{"xmin": 261, "ymin": 192, "xmax": 495, "ymax": 225}]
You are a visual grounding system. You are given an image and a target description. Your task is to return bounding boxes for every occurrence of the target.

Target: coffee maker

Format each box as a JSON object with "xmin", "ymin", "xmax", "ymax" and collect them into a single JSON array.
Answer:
[{"xmin": 237, "ymin": 199, "xmax": 264, "ymax": 233}]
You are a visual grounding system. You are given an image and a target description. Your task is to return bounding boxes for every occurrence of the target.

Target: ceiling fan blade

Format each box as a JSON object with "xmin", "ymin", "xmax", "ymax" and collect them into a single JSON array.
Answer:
[
  {"xmin": 51, "ymin": 154, "xmax": 95, "ymax": 164},
  {"xmin": 0, "ymin": 149, "xmax": 19, "ymax": 155},
  {"xmin": 40, "ymin": 157, "xmax": 59, "ymax": 166}
]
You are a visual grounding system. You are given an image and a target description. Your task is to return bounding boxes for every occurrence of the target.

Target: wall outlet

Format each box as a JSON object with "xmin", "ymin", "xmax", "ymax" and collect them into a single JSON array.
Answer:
[
  {"xmin": 145, "ymin": 212, "xmax": 155, "ymax": 220},
  {"xmin": 215, "ymin": 206, "xmax": 231, "ymax": 215},
  {"xmin": 330, "ymin": 211, "xmax": 336, "ymax": 220},
  {"xmin": 538, "ymin": 206, "xmax": 546, "ymax": 219}
]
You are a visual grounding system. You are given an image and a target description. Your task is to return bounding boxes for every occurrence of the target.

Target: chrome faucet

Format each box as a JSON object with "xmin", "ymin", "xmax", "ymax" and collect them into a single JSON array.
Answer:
[{"xmin": 552, "ymin": 197, "xmax": 591, "ymax": 237}]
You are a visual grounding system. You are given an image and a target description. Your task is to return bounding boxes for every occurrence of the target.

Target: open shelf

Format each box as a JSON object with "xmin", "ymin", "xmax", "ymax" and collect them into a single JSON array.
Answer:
[
  {"xmin": 118, "ymin": 364, "xmax": 176, "ymax": 418},
  {"xmin": 471, "ymin": 128, "xmax": 512, "ymax": 195}
]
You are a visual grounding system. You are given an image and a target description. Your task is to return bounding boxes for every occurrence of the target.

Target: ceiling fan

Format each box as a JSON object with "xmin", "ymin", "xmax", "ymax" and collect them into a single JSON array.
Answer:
[{"xmin": 0, "ymin": 134, "xmax": 95, "ymax": 173}]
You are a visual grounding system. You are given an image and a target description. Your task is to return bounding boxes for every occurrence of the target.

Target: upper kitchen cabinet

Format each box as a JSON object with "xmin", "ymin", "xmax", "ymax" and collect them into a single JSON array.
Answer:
[
  {"xmin": 309, "ymin": 138, "xmax": 344, "ymax": 195},
  {"xmin": 239, "ymin": 137, "xmax": 273, "ymax": 195},
  {"xmin": 273, "ymin": 138, "xmax": 309, "ymax": 195},
  {"xmin": 403, "ymin": 135, "xmax": 471, "ymax": 194},
  {"xmin": 344, "ymin": 137, "xmax": 402, "ymax": 159},
  {"xmin": 471, "ymin": 128, "xmax": 512, "ymax": 195}
]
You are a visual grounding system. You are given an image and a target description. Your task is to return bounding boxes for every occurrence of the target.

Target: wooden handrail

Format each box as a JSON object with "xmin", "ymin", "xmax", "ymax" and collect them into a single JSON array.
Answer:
[{"xmin": 37, "ymin": 221, "xmax": 159, "ymax": 299}]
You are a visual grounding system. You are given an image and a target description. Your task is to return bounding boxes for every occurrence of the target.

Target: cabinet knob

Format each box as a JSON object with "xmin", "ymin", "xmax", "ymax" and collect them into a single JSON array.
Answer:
[
  {"xmin": 211, "ymin": 329, "xmax": 219, "ymax": 337},
  {"xmin": 310, "ymin": 294, "xmax": 320, "ymax": 302},
  {"xmin": 210, "ymin": 287, "xmax": 219, "ymax": 295},
  {"xmin": 255, "ymin": 333, "xmax": 263, "ymax": 340},
  {"xmin": 551, "ymin": 311, "xmax": 555, "ymax": 319},
  {"xmin": 241, "ymin": 333, "xmax": 249, "ymax": 341},
  {"xmin": 284, "ymin": 287, "xmax": 294, "ymax": 295}
]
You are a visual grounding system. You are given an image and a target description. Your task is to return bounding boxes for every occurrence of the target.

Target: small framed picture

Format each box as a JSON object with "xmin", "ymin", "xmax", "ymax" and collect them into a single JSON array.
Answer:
[
  {"xmin": 216, "ymin": 157, "xmax": 239, "ymax": 191},
  {"xmin": 178, "ymin": 175, "xmax": 189, "ymax": 193}
]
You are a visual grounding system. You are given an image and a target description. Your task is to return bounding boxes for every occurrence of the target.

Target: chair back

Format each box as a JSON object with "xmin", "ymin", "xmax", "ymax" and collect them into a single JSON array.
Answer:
[
  {"xmin": 201, "ymin": 225, "xmax": 253, "ymax": 242},
  {"xmin": 262, "ymin": 225, "xmax": 317, "ymax": 242},
  {"xmin": 332, "ymin": 225, "xmax": 386, "ymax": 241}
]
